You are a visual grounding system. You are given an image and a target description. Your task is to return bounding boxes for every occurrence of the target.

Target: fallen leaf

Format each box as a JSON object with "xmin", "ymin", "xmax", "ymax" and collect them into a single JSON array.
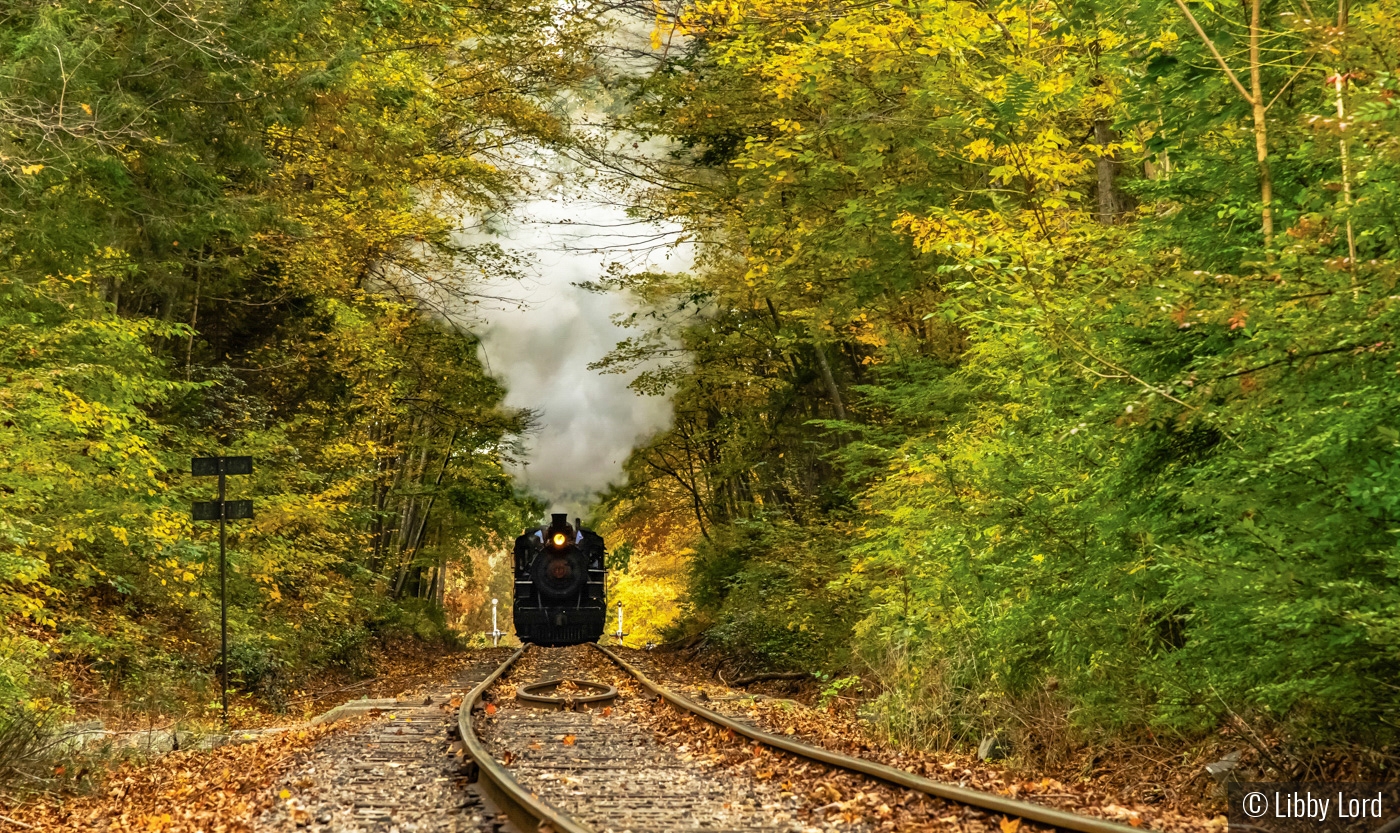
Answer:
[
  {"xmin": 1000, "ymin": 817, "xmax": 1022, "ymax": 833},
  {"xmin": 485, "ymin": 703, "xmax": 497, "ymax": 716},
  {"xmin": 279, "ymin": 789, "xmax": 291, "ymax": 800},
  {"xmin": 563, "ymin": 734, "xmax": 576, "ymax": 746}
]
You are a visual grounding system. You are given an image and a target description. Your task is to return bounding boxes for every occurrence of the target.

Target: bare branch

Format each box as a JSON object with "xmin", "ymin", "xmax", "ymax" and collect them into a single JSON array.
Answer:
[{"xmin": 1173, "ymin": 0, "xmax": 1256, "ymax": 105}]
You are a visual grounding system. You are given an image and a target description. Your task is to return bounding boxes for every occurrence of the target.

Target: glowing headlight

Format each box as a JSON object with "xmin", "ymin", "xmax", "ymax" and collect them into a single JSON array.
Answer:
[{"xmin": 552, "ymin": 533, "xmax": 567, "ymax": 547}]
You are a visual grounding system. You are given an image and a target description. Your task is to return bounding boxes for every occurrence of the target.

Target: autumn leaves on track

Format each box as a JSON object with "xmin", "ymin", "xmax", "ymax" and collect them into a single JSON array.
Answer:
[
  {"xmin": 0, "ymin": 650, "xmax": 516, "ymax": 833},
  {"xmin": 3, "ymin": 646, "xmax": 1226, "ymax": 832},
  {"xmin": 474, "ymin": 645, "xmax": 1219, "ymax": 833}
]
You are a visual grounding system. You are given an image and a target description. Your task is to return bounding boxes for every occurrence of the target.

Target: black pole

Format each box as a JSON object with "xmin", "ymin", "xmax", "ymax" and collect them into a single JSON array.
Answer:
[{"xmin": 218, "ymin": 468, "xmax": 228, "ymax": 725}]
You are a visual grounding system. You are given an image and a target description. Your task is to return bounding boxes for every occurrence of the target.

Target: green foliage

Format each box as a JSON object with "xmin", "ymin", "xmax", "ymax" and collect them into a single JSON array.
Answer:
[
  {"xmin": 597, "ymin": 0, "xmax": 1400, "ymax": 754},
  {"xmin": 0, "ymin": 0, "xmax": 587, "ymax": 715},
  {"xmin": 689, "ymin": 519, "xmax": 855, "ymax": 670},
  {"xmin": 815, "ymin": 674, "xmax": 861, "ymax": 710}
]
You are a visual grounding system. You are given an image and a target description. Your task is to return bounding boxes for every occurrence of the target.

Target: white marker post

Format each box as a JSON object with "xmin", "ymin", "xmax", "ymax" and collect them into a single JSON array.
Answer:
[
  {"xmin": 614, "ymin": 603, "xmax": 628, "ymax": 644},
  {"xmin": 489, "ymin": 598, "xmax": 505, "ymax": 646}
]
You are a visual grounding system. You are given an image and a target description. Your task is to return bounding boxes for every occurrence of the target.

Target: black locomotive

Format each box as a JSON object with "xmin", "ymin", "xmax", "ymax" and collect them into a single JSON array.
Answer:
[{"xmin": 512, "ymin": 514, "xmax": 607, "ymax": 645}]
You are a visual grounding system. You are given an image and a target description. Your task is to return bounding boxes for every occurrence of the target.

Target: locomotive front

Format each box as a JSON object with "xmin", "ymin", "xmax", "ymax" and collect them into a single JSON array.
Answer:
[{"xmin": 512, "ymin": 513, "xmax": 607, "ymax": 645}]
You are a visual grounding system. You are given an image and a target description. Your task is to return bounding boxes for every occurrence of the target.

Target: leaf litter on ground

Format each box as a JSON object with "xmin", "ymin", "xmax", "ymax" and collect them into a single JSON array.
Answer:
[
  {"xmin": 619, "ymin": 648, "xmax": 1219, "ymax": 833},
  {"xmin": 0, "ymin": 720, "xmax": 354, "ymax": 832}
]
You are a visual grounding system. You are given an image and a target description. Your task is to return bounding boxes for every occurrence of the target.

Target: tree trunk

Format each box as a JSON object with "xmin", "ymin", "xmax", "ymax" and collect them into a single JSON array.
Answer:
[
  {"xmin": 186, "ymin": 265, "xmax": 201, "ymax": 380},
  {"xmin": 394, "ymin": 429, "xmax": 460, "ymax": 598},
  {"xmin": 1335, "ymin": 0, "xmax": 1357, "ymax": 273},
  {"xmin": 436, "ymin": 556, "xmax": 447, "ymax": 609},
  {"xmin": 389, "ymin": 442, "xmax": 429, "ymax": 594},
  {"xmin": 813, "ymin": 344, "xmax": 847, "ymax": 421},
  {"xmin": 1094, "ymin": 119, "xmax": 1122, "ymax": 224},
  {"xmin": 1248, "ymin": 0, "xmax": 1273, "ymax": 249},
  {"xmin": 1173, "ymin": 0, "xmax": 1272, "ymax": 249}
]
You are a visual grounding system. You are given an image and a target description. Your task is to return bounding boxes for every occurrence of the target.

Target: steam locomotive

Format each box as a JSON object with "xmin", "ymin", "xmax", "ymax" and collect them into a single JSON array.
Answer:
[{"xmin": 512, "ymin": 514, "xmax": 607, "ymax": 645}]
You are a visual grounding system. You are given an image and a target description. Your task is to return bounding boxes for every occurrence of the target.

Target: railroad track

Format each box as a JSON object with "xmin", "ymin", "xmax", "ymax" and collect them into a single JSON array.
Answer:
[
  {"xmin": 258, "ymin": 649, "xmax": 516, "ymax": 833},
  {"xmin": 460, "ymin": 644, "xmax": 1153, "ymax": 833}
]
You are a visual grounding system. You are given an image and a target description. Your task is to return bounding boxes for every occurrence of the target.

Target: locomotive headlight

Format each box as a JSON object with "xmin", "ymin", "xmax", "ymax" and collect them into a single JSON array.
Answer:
[{"xmin": 552, "ymin": 532, "xmax": 567, "ymax": 547}]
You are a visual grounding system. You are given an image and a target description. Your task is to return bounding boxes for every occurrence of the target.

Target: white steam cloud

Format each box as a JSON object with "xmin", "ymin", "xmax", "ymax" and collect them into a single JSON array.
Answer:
[{"xmin": 454, "ymin": 187, "xmax": 688, "ymax": 518}]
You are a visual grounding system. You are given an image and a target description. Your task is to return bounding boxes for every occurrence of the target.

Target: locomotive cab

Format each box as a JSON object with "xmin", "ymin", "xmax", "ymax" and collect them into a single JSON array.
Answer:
[{"xmin": 512, "ymin": 513, "xmax": 607, "ymax": 645}]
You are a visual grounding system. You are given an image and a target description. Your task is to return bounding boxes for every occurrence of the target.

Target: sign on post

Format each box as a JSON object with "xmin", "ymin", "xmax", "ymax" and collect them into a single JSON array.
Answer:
[
  {"xmin": 192, "ymin": 455, "xmax": 252, "ymax": 477},
  {"xmin": 191, "ymin": 455, "xmax": 254, "ymax": 724},
  {"xmin": 192, "ymin": 500, "xmax": 254, "ymax": 521}
]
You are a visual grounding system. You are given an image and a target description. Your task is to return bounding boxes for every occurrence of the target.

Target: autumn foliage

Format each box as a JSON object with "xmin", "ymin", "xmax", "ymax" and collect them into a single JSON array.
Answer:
[
  {"xmin": 0, "ymin": 0, "xmax": 588, "ymax": 719},
  {"xmin": 0, "ymin": 723, "xmax": 342, "ymax": 831},
  {"xmin": 593, "ymin": 0, "xmax": 1400, "ymax": 761}
]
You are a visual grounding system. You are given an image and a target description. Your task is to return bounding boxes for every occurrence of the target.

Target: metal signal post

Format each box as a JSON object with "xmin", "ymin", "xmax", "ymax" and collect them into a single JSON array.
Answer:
[
  {"xmin": 192, "ymin": 455, "xmax": 254, "ymax": 724},
  {"xmin": 489, "ymin": 598, "xmax": 505, "ymax": 646},
  {"xmin": 614, "ymin": 603, "xmax": 628, "ymax": 644}
]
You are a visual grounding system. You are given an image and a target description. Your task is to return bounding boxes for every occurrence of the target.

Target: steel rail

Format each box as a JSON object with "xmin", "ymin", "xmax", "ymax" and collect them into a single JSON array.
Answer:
[
  {"xmin": 457, "ymin": 647, "xmax": 597, "ymax": 833},
  {"xmin": 592, "ymin": 643, "xmax": 1152, "ymax": 833}
]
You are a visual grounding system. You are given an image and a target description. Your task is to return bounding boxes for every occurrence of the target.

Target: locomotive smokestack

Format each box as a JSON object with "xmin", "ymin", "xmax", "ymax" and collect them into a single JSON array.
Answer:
[{"xmin": 551, "ymin": 513, "xmax": 568, "ymax": 528}]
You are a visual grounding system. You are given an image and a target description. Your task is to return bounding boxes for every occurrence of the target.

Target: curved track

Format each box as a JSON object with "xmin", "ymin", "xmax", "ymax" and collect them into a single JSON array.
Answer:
[
  {"xmin": 458, "ymin": 644, "xmax": 1153, "ymax": 833},
  {"xmin": 457, "ymin": 646, "xmax": 592, "ymax": 833}
]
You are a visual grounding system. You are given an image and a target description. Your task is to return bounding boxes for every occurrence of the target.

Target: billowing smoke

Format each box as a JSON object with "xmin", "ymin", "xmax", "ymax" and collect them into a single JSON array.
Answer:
[
  {"xmin": 454, "ymin": 188, "xmax": 687, "ymax": 518},
  {"xmin": 419, "ymin": 14, "xmax": 688, "ymax": 521}
]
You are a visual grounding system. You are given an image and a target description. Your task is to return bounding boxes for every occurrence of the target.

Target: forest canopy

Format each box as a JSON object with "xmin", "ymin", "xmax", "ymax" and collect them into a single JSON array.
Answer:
[
  {"xmin": 2, "ymin": 0, "xmax": 1397, "ymax": 766},
  {"xmin": 592, "ymin": 0, "xmax": 1400, "ymax": 756},
  {"xmin": 0, "ymin": 0, "xmax": 587, "ymax": 715}
]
